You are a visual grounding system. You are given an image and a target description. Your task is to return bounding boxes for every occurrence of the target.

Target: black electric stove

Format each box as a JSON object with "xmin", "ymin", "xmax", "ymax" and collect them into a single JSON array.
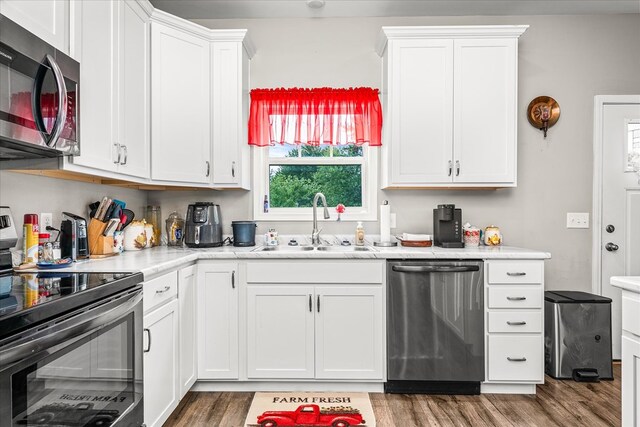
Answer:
[{"xmin": 0, "ymin": 270, "xmax": 143, "ymax": 341}]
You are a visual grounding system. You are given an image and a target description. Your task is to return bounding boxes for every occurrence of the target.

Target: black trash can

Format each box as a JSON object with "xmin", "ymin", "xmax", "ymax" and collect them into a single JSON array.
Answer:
[{"xmin": 544, "ymin": 291, "xmax": 613, "ymax": 381}]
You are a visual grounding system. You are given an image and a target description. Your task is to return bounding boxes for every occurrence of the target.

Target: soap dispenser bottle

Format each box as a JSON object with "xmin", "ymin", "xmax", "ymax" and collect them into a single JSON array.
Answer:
[{"xmin": 355, "ymin": 221, "xmax": 365, "ymax": 246}]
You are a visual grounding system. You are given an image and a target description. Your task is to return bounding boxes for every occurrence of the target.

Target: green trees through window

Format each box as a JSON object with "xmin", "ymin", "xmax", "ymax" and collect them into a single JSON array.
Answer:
[{"xmin": 269, "ymin": 145, "xmax": 363, "ymax": 208}]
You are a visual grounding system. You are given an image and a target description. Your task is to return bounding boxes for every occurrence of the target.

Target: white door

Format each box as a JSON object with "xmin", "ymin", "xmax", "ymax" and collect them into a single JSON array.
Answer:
[
  {"xmin": 599, "ymin": 100, "xmax": 640, "ymax": 359},
  {"xmin": 314, "ymin": 286, "xmax": 384, "ymax": 380},
  {"xmin": 117, "ymin": 0, "xmax": 149, "ymax": 179},
  {"xmin": 70, "ymin": 0, "xmax": 119, "ymax": 172},
  {"xmin": 143, "ymin": 299, "xmax": 179, "ymax": 427},
  {"xmin": 178, "ymin": 265, "xmax": 197, "ymax": 396},
  {"xmin": 0, "ymin": 0, "xmax": 69, "ymax": 53},
  {"xmin": 247, "ymin": 285, "xmax": 315, "ymax": 379},
  {"xmin": 453, "ymin": 38, "xmax": 517, "ymax": 184},
  {"xmin": 197, "ymin": 262, "xmax": 239, "ymax": 379},
  {"xmin": 388, "ymin": 39, "xmax": 453, "ymax": 185},
  {"xmin": 151, "ymin": 22, "xmax": 211, "ymax": 184}
]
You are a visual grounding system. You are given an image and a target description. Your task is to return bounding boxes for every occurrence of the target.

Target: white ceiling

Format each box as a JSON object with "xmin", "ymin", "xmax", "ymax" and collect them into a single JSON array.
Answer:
[{"xmin": 149, "ymin": 0, "xmax": 640, "ymax": 20}]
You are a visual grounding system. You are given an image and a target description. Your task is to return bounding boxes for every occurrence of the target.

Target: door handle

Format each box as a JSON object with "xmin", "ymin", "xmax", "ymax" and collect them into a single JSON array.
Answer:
[
  {"xmin": 317, "ymin": 295, "xmax": 320, "ymax": 313},
  {"xmin": 448, "ymin": 160, "xmax": 453, "ymax": 177},
  {"xmin": 232, "ymin": 161, "xmax": 236, "ymax": 178},
  {"xmin": 455, "ymin": 160, "xmax": 460, "ymax": 177},
  {"xmin": 206, "ymin": 161, "xmax": 210, "ymax": 177},
  {"xmin": 33, "ymin": 54, "xmax": 68, "ymax": 147},
  {"xmin": 507, "ymin": 296, "xmax": 526, "ymax": 301},
  {"xmin": 121, "ymin": 145, "xmax": 128, "ymax": 165},
  {"xmin": 144, "ymin": 328, "xmax": 151, "ymax": 353},
  {"xmin": 231, "ymin": 271, "xmax": 235, "ymax": 289},
  {"xmin": 507, "ymin": 321, "xmax": 527, "ymax": 326},
  {"xmin": 605, "ymin": 242, "xmax": 619, "ymax": 252},
  {"xmin": 392, "ymin": 265, "xmax": 480, "ymax": 273},
  {"xmin": 308, "ymin": 294, "xmax": 312, "ymax": 312},
  {"xmin": 113, "ymin": 143, "xmax": 121, "ymax": 164},
  {"xmin": 507, "ymin": 357, "xmax": 527, "ymax": 362}
]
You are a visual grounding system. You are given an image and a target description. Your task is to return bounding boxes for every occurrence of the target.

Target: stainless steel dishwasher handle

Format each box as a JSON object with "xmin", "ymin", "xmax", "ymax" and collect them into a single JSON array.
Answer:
[{"xmin": 392, "ymin": 265, "xmax": 480, "ymax": 273}]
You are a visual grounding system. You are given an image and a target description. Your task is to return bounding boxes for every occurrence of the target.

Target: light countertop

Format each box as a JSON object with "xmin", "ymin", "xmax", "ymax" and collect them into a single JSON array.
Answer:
[
  {"xmin": 611, "ymin": 276, "xmax": 640, "ymax": 294},
  {"xmin": 21, "ymin": 235, "xmax": 550, "ymax": 280}
]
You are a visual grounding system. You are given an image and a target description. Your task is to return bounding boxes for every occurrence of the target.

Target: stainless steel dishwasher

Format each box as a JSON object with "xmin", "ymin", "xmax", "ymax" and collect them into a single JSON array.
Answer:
[{"xmin": 386, "ymin": 260, "xmax": 484, "ymax": 394}]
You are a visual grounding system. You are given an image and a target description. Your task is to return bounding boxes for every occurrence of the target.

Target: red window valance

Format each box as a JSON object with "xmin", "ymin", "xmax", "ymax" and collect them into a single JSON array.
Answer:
[{"xmin": 248, "ymin": 87, "xmax": 382, "ymax": 147}]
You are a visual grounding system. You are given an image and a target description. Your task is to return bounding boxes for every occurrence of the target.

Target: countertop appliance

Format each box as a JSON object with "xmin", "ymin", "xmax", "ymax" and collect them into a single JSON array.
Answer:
[
  {"xmin": 184, "ymin": 202, "xmax": 223, "ymax": 248},
  {"xmin": 60, "ymin": 212, "xmax": 89, "ymax": 260},
  {"xmin": 433, "ymin": 204, "xmax": 464, "ymax": 248},
  {"xmin": 0, "ymin": 270, "xmax": 144, "ymax": 427},
  {"xmin": 0, "ymin": 14, "xmax": 79, "ymax": 160},
  {"xmin": 0, "ymin": 206, "xmax": 17, "ymax": 273},
  {"xmin": 386, "ymin": 260, "xmax": 484, "ymax": 394},
  {"xmin": 545, "ymin": 291, "xmax": 613, "ymax": 381},
  {"xmin": 232, "ymin": 220, "xmax": 257, "ymax": 247}
]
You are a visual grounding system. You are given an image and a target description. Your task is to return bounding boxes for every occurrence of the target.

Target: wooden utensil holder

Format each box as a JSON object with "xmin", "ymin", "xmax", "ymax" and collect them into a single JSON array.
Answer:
[{"xmin": 88, "ymin": 219, "xmax": 115, "ymax": 256}]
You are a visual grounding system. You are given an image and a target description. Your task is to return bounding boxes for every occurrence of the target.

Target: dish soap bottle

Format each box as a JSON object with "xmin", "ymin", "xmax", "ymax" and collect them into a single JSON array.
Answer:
[{"xmin": 355, "ymin": 221, "xmax": 365, "ymax": 246}]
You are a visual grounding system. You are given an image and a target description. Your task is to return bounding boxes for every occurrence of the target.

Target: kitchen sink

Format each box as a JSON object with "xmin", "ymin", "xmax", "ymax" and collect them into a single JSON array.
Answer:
[{"xmin": 255, "ymin": 245, "xmax": 373, "ymax": 252}]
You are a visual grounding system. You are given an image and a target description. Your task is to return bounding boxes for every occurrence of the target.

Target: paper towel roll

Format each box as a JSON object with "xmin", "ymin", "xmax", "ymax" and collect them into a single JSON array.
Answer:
[{"xmin": 380, "ymin": 202, "xmax": 391, "ymax": 242}]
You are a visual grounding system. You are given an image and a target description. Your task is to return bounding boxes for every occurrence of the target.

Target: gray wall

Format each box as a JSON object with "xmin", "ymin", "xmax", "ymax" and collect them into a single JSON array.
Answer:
[
  {"xmin": 151, "ymin": 14, "xmax": 640, "ymax": 291},
  {"xmin": 0, "ymin": 171, "xmax": 148, "ymax": 238}
]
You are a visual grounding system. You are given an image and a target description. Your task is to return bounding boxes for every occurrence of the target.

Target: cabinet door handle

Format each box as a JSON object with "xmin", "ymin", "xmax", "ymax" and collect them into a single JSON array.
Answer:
[
  {"xmin": 231, "ymin": 271, "xmax": 235, "ymax": 289},
  {"xmin": 448, "ymin": 160, "xmax": 453, "ymax": 177},
  {"xmin": 232, "ymin": 161, "xmax": 236, "ymax": 178},
  {"xmin": 121, "ymin": 145, "xmax": 128, "ymax": 165},
  {"xmin": 507, "ymin": 357, "xmax": 527, "ymax": 362},
  {"xmin": 206, "ymin": 161, "xmax": 210, "ymax": 177},
  {"xmin": 507, "ymin": 296, "xmax": 526, "ymax": 301},
  {"xmin": 155, "ymin": 286, "xmax": 170, "ymax": 294},
  {"xmin": 507, "ymin": 272, "xmax": 526, "ymax": 276},
  {"xmin": 317, "ymin": 295, "xmax": 320, "ymax": 313},
  {"xmin": 309, "ymin": 294, "xmax": 312, "ymax": 312},
  {"xmin": 455, "ymin": 160, "xmax": 460, "ymax": 176},
  {"xmin": 113, "ymin": 143, "xmax": 121, "ymax": 164},
  {"xmin": 144, "ymin": 328, "xmax": 151, "ymax": 353},
  {"xmin": 507, "ymin": 321, "xmax": 527, "ymax": 326}
]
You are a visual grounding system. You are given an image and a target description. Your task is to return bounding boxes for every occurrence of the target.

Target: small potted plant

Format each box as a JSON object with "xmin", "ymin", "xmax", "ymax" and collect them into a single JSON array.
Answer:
[{"xmin": 335, "ymin": 204, "xmax": 346, "ymax": 221}]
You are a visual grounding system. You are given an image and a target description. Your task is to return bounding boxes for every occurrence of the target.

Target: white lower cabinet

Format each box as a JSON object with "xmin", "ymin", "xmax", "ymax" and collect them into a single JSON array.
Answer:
[
  {"xmin": 484, "ymin": 260, "xmax": 545, "ymax": 390},
  {"xmin": 178, "ymin": 265, "xmax": 197, "ymax": 397},
  {"xmin": 197, "ymin": 262, "xmax": 239, "ymax": 379},
  {"xmin": 246, "ymin": 279, "xmax": 384, "ymax": 381},
  {"xmin": 143, "ymin": 298, "xmax": 179, "ymax": 427},
  {"xmin": 622, "ymin": 335, "xmax": 640, "ymax": 427}
]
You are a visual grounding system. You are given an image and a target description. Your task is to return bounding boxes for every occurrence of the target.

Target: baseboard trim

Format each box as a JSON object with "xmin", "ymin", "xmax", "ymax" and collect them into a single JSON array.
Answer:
[
  {"xmin": 191, "ymin": 381, "xmax": 384, "ymax": 393},
  {"xmin": 480, "ymin": 383, "xmax": 537, "ymax": 394}
]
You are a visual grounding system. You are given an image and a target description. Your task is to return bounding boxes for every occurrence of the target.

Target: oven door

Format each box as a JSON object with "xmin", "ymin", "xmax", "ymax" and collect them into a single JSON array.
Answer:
[
  {"xmin": 0, "ymin": 288, "xmax": 143, "ymax": 427},
  {"xmin": 0, "ymin": 15, "xmax": 79, "ymax": 159}
]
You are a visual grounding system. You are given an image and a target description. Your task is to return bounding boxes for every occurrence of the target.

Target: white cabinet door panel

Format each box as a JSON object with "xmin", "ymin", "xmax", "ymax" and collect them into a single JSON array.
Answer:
[
  {"xmin": 453, "ymin": 39, "xmax": 516, "ymax": 184},
  {"xmin": 389, "ymin": 39, "xmax": 453, "ymax": 185},
  {"xmin": 247, "ymin": 285, "xmax": 315, "ymax": 379},
  {"xmin": 0, "ymin": 0, "xmax": 69, "ymax": 53},
  {"xmin": 117, "ymin": 0, "xmax": 149, "ymax": 179},
  {"xmin": 143, "ymin": 298, "xmax": 179, "ymax": 427},
  {"xmin": 151, "ymin": 22, "xmax": 210, "ymax": 183},
  {"xmin": 622, "ymin": 336, "xmax": 640, "ymax": 427},
  {"xmin": 179, "ymin": 265, "xmax": 197, "ymax": 396},
  {"xmin": 315, "ymin": 286, "xmax": 384, "ymax": 380},
  {"xmin": 197, "ymin": 263, "xmax": 239, "ymax": 379}
]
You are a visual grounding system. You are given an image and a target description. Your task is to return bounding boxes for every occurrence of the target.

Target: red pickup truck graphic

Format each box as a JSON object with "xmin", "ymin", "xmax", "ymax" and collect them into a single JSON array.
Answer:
[{"xmin": 256, "ymin": 404, "xmax": 365, "ymax": 427}]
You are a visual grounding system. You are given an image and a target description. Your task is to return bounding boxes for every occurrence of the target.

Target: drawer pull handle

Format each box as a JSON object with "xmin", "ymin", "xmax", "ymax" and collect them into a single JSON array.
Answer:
[
  {"xmin": 507, "ymin": 321, "xmax": 527, "ymax": 326},
  {"xmin": 156, "ymin": 286, "xmax": 171, "ymax": 294},
  {"xmin": 507, "ymin": 272, "xmax": 526, "ymax": 276},
  {"xmin": 507, "ymin": 296, "xmax": 526, "ymax": 301},
  {"xmin": 144, "ymin": 328, "xmax": 151, "ymax": 353},
  {"xmin": 507, "ymin": 357, "xmax": 527, "ymax": 362}
]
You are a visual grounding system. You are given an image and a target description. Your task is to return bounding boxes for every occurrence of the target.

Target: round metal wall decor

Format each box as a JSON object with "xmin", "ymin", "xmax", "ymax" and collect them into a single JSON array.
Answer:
[{"xmin": 527, "ymin": 96, "xmax": 560, "ymax": 138}]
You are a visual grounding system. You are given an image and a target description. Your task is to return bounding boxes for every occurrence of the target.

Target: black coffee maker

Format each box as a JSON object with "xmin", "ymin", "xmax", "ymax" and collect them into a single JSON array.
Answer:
[{"xmin": 433, "ymin": 204, "xmax": 464, "ymax": 248}]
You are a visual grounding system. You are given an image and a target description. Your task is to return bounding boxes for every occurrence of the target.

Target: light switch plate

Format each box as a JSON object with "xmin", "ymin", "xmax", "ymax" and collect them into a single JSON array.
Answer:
[{"xmin": 567, "ymin": 212, "xmax": 589, "ymax": 229}]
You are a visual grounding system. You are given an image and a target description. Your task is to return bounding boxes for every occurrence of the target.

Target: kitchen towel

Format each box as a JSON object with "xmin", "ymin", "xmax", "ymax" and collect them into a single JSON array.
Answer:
[{"xmin": 244, "ymin": 392, "xmax": 375, "ymax": 427}]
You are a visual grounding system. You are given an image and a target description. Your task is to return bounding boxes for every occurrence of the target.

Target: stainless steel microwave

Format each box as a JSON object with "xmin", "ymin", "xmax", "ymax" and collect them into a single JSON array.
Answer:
[{"xmin": 0, "ymin": 14, "xmax": 79, "ymax": 160}]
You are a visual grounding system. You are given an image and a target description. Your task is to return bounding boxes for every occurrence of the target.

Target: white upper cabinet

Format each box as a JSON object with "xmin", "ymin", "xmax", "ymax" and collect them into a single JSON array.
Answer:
[
  {"xmin": 69, "ymin": 0, "xmax": 149, "ymax": 179},
  {"xmin": 211, "ymin": 38, "xmax": 252, "ymax": 189},
  {"xmin": 377, "ymin": 26, "xmax": 527, "ymax": 188},
  {"xmin": 0, "ymin": 0, "xmax": 70, "ymax": 54},
  {"xmin": 151, "ymin": 20, "xmax": 211, "ymax": 184}
]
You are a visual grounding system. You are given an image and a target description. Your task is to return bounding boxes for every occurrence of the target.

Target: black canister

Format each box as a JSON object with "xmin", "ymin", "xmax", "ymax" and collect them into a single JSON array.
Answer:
[{"xmin": 232, "ymin": 221, "xmax": 257, "ymax": 247}]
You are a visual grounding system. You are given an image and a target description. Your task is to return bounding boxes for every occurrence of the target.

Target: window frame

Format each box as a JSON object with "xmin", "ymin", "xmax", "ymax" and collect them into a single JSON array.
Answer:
[{"xmin": 252, "ymin": 145, "xmax": 378, "ymax": 222}]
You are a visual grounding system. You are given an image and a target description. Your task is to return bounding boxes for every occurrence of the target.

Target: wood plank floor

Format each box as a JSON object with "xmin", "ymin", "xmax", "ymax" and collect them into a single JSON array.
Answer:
[{"xmin": 164, "ymin": 364, "xmax": 621, "ymax": 427}]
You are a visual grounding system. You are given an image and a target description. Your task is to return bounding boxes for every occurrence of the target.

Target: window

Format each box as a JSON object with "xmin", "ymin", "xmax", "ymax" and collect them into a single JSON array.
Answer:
[{"xmin": 250, "ymin": 88, "xmax": 381, "ymax": 221}]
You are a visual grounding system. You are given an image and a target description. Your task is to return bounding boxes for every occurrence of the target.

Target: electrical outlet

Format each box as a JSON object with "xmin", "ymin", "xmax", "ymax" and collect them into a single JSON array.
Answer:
[
  {"xmin": 567, "ymin": 212, "xmax": 589, "ymax": 229},
  {"xmin": 390, "ymin": 213, "xmax": 397, "ymax": 229},
  {"xmin": 41, "ymin": 213, "xmax": 53, "ymax": 230}
]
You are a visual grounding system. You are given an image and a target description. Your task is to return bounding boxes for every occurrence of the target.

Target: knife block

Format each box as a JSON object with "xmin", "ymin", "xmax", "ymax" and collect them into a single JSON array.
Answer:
[{"xmin": 87, "ymin": 219, "xmax": 115, "ymax": 256}]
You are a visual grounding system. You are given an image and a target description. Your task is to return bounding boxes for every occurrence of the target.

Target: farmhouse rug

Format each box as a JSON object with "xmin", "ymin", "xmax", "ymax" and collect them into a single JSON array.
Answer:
[{"xmin": 244, "ymin": 392, "xmax": 375, "ymax": 427}]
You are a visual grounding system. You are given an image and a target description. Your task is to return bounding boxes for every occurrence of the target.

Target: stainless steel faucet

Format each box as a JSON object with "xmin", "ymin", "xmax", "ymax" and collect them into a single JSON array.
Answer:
[{"xmin": 312, "ymin": 192, "xmax": 330, "ymax": 245}]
